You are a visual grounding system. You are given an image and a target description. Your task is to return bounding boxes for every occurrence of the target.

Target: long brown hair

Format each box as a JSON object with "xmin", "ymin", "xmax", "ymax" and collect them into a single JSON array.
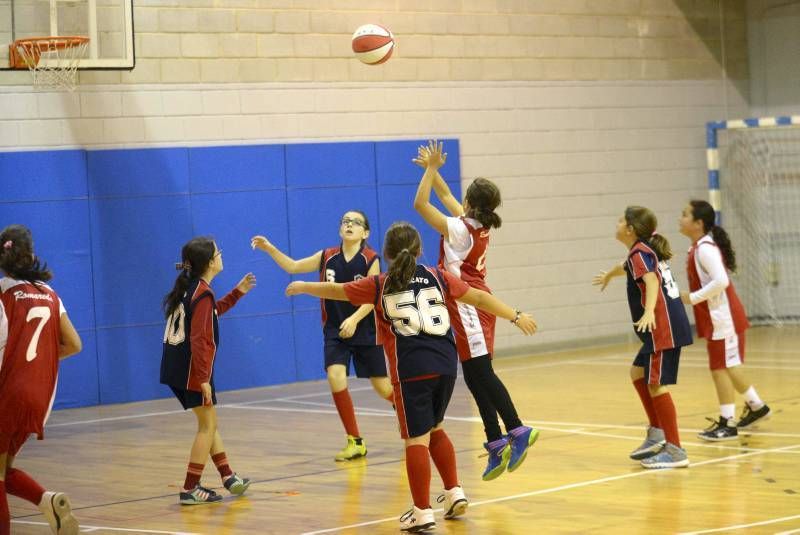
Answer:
[
  {"xmin": 383, "ymin": 222, "xmax": 421, "ymax": 293},
  {"xmin": 162, "ymin": 237, "xmax": 216, "ymax": 318},
  {"xmin": 624, "ymin": 206, "xmax": 673, "ymax": 260},
  {"xmin": 0, "ymin": 225, "xmax": 52, "ymax": 285},
  {"xmin": 465, "ymin": 177, "xmax": 502, "ymax": 229},
  {"xmin": 689, "ymin": 200, "xmax": 736, "ymax": 271}
]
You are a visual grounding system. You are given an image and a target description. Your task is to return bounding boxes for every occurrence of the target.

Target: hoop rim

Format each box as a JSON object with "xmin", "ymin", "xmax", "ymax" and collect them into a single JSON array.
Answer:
[{"xmin": 10, "ymin": 36, "xmax": 90, "ymax": 69}]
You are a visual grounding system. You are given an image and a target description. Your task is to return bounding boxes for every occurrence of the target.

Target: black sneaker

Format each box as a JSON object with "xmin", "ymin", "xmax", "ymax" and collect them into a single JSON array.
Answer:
[
  {"xmin": 737, "ymin": 404, "xmax": 771, "ymax": 429},
  {"xmin": 697, "ymin": 416, "xmax": 738, "ymax": 442}
]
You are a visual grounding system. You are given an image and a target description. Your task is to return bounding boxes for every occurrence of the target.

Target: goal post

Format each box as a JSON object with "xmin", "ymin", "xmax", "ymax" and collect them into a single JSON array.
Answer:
[{"xmin": 705, "ymin": 115, "xmax": 800, "ymax": 325}]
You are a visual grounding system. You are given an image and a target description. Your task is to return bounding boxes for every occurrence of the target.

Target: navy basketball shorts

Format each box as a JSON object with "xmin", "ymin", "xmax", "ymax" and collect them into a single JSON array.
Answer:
[
  {"xmin": 394, "ymin": 374, "xmax": 456, "ymax": 439},
  {"xmin": 324, "ymin": 339, "xmax": 387, "ymax": 378},
  {"xmin": 633, "ymin": 346, "xmax": 682, "ymax": 386},
  {"xmin": 170, "ymin": 385, "xmax": 217, "ymax": 410}
]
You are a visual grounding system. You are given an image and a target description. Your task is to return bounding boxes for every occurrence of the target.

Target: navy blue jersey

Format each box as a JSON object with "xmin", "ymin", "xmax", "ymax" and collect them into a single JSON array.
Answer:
[
  {"xmin": 160, "ymin": 279, "xmax": 218, "ymax": 390},
  {"xmin": 625, "ymin": 241, "xmax": 693, "ymax": 353},
  {"xmin": 319, "ymin": 244, "xmax": 380, "ymax": 345},
  {"xmin": 344, "ymin": 265, "xmax": 470, "ymax": 383}
]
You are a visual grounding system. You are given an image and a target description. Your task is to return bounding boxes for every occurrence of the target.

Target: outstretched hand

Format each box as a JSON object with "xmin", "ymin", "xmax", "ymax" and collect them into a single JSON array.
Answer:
[
  {"xmin": 412, "ymin": 139, "xmax": 447, "ymax": 170},
  {"xmin": 592, "ymin": 271, "xmax": 612, "ymax": 291},
  {"xmin": 285, "ymin": 281, "xmax": 305, "ymax": 296},
  {"xmin": 236, "ymin": 273, "xmax": 257, "ymax": 294}
]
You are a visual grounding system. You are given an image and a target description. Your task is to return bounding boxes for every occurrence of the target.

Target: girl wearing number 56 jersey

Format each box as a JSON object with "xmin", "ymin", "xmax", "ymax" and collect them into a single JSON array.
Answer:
[
  {"xmin": 594, "ymin": 206, "xmax": 693, "ymax": 469},
  {"xmin": 286, "ymin": 222, "xmax": 537, "ymax": 532},
  {"xmin": 160, "ymin": 237, "xmax": 256, "ymax": 505},
  {"xmin": 0, "ymin": 225, "xmax": 83, "ymax": 535},
  {"xmin": 413, "ymin": 141, "xmax": 540, "ymax": 482}
]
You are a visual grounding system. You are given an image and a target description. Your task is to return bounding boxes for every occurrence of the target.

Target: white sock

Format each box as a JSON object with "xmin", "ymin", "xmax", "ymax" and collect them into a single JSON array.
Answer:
[
  {"xmin": 720, "ymin": 403, "xmax": 735, "ymax": 421},
  {"xmin": 743, "ymin": 386, "xmax": 764, "ymax": 410}
]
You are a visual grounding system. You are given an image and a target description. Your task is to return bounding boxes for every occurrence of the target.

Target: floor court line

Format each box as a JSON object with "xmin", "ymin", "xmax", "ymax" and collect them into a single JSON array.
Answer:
[
  {"xmin": 301, "ymin": 443, "xmax": 800, "ymax": 535},
  {"xmin": 10, "ymin": 520, "xmax": 201, "ymax": 534},
  {"xmin": 678, "ymin": 513, "xmax": 800, "ymax": 534}
]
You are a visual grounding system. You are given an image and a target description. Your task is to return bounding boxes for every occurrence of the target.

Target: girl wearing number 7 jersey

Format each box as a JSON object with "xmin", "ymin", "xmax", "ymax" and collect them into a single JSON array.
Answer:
[
  {"xmin": 413, "ymin": 140, "xmax": 540, "ymax": 482},
  {"xmin": 593, "ymin": 206, "xmax": 693, "ymax": 469},
  {"xmin": 0, "ymin": 224, "xmax": 83, "ymax": 535},
  {"xmin": 286, "ymin": 222, "xmax": 537, "ymax": 532}
]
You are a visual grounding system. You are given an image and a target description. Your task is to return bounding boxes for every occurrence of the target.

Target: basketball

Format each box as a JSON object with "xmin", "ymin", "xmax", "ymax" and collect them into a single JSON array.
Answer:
[{"xmin": 351, "ymin": 24, "xmax": 394, "ymax": 65}]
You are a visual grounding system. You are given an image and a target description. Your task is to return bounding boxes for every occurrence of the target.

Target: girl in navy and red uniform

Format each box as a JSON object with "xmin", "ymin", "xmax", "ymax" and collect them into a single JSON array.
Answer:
[
  {"xmin": 413, "ymin": 140, "xmax": 539, "ymax": 481},
  {"xmin": 0, "ymin": 225, "xmax": 82, "ymax": 535},
  {"xmin": 679, "ymin": 200, "xmax": 770, "ymax": 441},
  {"xmin": 160, "ymin": 237, "xmax": 256, "ymax": 505},
  {"xmin": 594, "ymin": 206, "xmax": 693, "ymax": 469},
  {"xmin": 251, "ymin": 210, "xmax": 392, "ymax": 462},
  {"xmin": 286, "ymin": 222, "xmax": 537, "ymax": 532}
]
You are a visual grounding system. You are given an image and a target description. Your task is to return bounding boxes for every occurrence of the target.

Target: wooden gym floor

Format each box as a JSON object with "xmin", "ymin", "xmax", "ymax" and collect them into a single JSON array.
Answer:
[{"xmin": 8, "ymin": 326, "xmax": 800, "ymax": 534}]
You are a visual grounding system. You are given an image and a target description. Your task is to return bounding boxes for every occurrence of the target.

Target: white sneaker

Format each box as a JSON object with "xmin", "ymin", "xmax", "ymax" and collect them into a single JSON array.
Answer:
[
  {"xmin": 399, "ymin": 505, "xmax": 435, "ymax": 532},
  {"xmin": 437, "ymin": 485, "xmax": 468, "ymax": 519},
  {"xmin": 39, "ymin": 491, "xmax": 79, "ymax": 535}
]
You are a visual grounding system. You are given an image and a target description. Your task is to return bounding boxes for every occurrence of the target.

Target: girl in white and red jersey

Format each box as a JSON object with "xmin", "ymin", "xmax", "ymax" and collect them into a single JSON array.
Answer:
[
  {"xmin": 0, "ymin": 224, "xmax": 83, "ymax": 535},
  {"xmin": 412, "ymin": 140, "xmax": 539, "ymax": 482},
  {"xmin": 679, "ymin": 200, "xmax": 770, "ymax": 441},
  {"xmin": 251, "ymin": 210, "xmax": 392, "ymax": 462},
  {"xmin": 595, "ymin": 207, "xmax": 693, "ymax": 469},
  {"xmin": 160, "ymin": 237, "xmax": 256, "ymax": 505},
  {"xmin": 286, "ymin": 222, "xmax": 537, "ymax": 532}
]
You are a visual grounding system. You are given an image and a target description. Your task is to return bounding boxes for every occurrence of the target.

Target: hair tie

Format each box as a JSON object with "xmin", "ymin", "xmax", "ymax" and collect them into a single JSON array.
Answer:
[
  {"xmin": 2, "ymin": 240, "xmax": 12, "ymax": 250},
  {"xmin": 651, "ymin": 231, "xmax": 658, "ymax": 237},
  {"xmin": 174, "ymin": 261, "xmax": 191, "ymax": 271},
  {"xmin": 401, "ymin": 248, "xmax": 410, "ymax": 255}
]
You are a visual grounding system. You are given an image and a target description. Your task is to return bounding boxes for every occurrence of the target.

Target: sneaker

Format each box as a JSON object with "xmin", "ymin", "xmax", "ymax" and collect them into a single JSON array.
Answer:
[
  {"xmin": 630, "ymin": 426, "xmax": 666, "ymax": 460},
  {"xmin": 481, "ymin": 437, "xmax": 511, "ymax": 481},
  {"xmin": 335, "ymin": 435, "xmax": 367, "ymax": 461},
  {"xmin": 399, "ymin": 505, "xmax": 435, "ymax": 532},
  {"xmin": 223, "ymin": 473, "xmax": 251, "ymax": 496},
  {"xmin": 436, "ymin": 486, "xmax": 468, "ymax": 519},
  {"xmin": 179, "ymin": 484, "xmax": 223, "ymax": 505},
  {"xmin": 737, "ymin": 404, "xmax": 771, "ymax": 429},
  {"xmin": 39, "ymin": 491, "xmax": 79, "ymax": 535},
  {"xmin": 507, "ymin": 426, "xmax": 540, "ymax": 473},
  {"xmin": 698, "ymin": 416, "xmax": 738, "ymax": 442},
  {"xmin": 640, "ymin": 442, "xmax": 689, "ymax": 469}
]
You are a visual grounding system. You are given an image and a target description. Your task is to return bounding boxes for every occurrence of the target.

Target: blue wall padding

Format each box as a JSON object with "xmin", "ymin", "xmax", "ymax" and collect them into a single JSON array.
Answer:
[
  {"xmin": 88, "ymin": 148, "xmax": 190, "ymax": 197},
  {"xmin": 0, "ymin": 150, "xmax": 87, "ymax": 201},
  {"xmin": 0, "ymin": 138, "xmax": 460, "ymax": 409}
]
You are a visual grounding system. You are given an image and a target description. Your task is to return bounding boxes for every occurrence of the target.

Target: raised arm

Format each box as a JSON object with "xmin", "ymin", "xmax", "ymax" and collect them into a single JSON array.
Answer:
[
  {"xmin": 432, "ymin": 172, "xmax": 464, "ymax": 217},
  {"xmin": 413, "ymin": 140, "xmax": 451, "ymax": 238},
  {"xmin": 285, "ymin": 281, "xmax": 349, "ymax": 301},
  {"xmin": 251, "ymin": 235, "xmax": 321, "ymax": 274},
  {"xmin": 456, "ymin": 287, "xmax": 537, "ymax": 335}
]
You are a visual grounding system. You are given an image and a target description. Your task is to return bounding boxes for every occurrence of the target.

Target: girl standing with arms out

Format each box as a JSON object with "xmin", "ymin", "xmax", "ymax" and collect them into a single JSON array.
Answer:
[
  {"xmin": 0, "ymin": 225, "xmax": 83, "ymax": 535},
  {"xmin": 160, "ymin": 237, "xmax": 256, "ymax": 505},
  {"xmin": 251, "ymin": 211, "xmax": 392, "ymax": 462},
  {"xmin": 286, "ymin": 222, "xmax": 537, "ymax": 532},
  {"xmin": 594, "ymin": 207, "xmax": 693, "ymax": 469},
  {"xmin": 678, "ymin": 200, "xmax": 770, "ymax": 441},
  {"xmin": 413, "ymin": 141, "xmax": 539, "ymax": 481}
]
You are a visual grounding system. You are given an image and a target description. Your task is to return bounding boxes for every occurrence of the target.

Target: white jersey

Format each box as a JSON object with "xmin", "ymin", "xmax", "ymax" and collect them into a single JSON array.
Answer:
[{"xmin": 688, "ymin": 235, "xmax": 735, "ymax": 340}]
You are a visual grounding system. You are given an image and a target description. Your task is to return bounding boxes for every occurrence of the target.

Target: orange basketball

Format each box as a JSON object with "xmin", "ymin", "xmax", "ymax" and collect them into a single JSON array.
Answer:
[{"xmin": 351, "ymin": 24, "xmax": 394, "ymax": 65}]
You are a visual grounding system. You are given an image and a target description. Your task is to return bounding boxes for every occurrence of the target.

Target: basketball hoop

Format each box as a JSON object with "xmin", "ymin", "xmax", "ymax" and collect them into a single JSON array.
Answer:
[{"xmin": 10, "ymin": 36, "xmax": 89, "ymax": 91}]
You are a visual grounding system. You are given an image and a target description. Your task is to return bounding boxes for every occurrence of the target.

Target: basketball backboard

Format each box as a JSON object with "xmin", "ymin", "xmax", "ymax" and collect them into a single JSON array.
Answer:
[{"xmin": 1, "ymin": 0, "xmax": 134, "ymax": 70}]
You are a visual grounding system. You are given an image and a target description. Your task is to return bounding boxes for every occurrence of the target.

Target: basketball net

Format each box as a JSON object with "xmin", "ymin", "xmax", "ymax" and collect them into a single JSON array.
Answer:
[{"xmin": 10, "ymin": 36, "xmax": 89, "ymax": 91}]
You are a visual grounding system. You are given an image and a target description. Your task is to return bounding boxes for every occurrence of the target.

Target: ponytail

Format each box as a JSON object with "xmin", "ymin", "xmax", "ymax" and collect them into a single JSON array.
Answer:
[
  {"xmin": 648, "ymin": 233, "xmax": 673, "ymax": 261},
  {"xmin": 465, "ymin": 178, "xmax": 503, "ymax": 229},
  {"xmin": 0, "ymin": 225, "xmax": 52, "ymax": 285},
  {"xmin": 624, "ymin": 206, "xmax": 673, "ymax": 260},
  {"xmin": 689, "ymin": 200, "xmax": 737, "ymax": 272},
  {"xmin": 471, "ymin": 207, "xmax": 502, "ymax": 230},
  {"xmin": 162, "ymin": 237, "xmax": 216, "ymax": 318},
  {"xmin": 383, "ymin": 222, "xmax": 422, "ymax": 294},
  {"xmin": 711, "ymin": 226, "xmax": 736, "ymax": 272},
  {"xmin": 385, "ymin": 248, "xmax": 417, "ymax": 294}
]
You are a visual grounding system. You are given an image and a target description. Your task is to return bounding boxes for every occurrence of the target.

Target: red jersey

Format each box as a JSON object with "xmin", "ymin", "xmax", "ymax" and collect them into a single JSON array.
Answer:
[
  {"xmin": 686, "ymin": 235, "xmax": 749, "ymax": 340},
  {"xmin": 0, "ymin": 277, "xmax": 65, "ymax": 439},
  {"xmin": 438, "ymin": 217, "xmax": 490, "ymax": 292},
  {"xmin": 344, "ymin": 265, "xmax": 470, "ymax": 385}
]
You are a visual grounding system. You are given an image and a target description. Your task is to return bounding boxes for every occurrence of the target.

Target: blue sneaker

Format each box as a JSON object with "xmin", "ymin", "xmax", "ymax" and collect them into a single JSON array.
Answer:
[
  {"xmin": 640, "ymin": 442, "xmax": 689, "ymax": 469},
  {"xmin": 481, "ymin": 437, "xmax": 511, "ymax": 481},
  {"xmin": 507, "ymin": 426, "xmax": 540, "ymax": 473}
]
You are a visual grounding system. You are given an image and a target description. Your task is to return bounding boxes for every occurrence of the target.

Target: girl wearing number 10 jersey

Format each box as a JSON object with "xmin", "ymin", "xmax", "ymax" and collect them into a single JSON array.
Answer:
[{"xmin": 286, "ymin": 222, "xmax": 537, "ymax": 532}]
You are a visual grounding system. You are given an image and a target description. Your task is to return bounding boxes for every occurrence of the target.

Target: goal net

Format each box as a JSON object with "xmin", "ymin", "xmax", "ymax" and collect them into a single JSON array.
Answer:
[{"xmin": 711, "ymin": 118, "xmax": 800, "ymax": 324}]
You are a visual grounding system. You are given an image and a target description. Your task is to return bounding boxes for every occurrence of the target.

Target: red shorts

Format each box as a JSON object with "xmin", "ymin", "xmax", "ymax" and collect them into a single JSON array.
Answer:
[
  {"xmin": 707, "ymin": 331, "xmax": 745, "ymax": 370},
  {"xmin": 447, "ymin": 300, "xmax": 496, "ymax": 362},
  {"xmin": 0, "ymin": 431, "xmax": 31, "ymax": 457}
]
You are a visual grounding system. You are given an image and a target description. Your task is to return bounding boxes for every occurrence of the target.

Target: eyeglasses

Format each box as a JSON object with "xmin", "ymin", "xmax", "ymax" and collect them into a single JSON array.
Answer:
[
  {"xmin": 341, "ymin": 218, "xmax": 365, "ymax": 228},
  {"xmin": 213, "ymin": 250, "xmax": 222, "ymax": 259}
]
